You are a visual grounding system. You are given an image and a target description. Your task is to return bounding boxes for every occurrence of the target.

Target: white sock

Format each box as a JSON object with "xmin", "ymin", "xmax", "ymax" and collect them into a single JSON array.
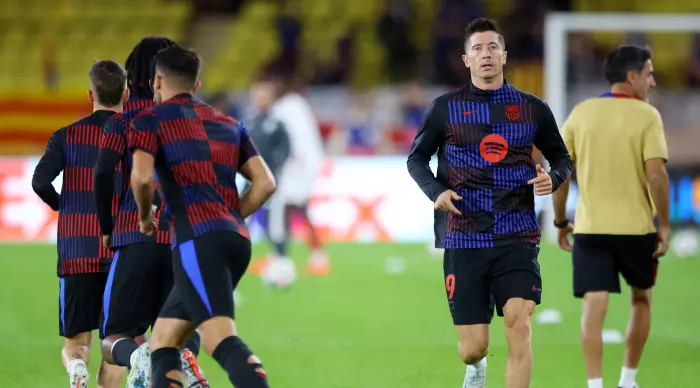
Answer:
[
  {"xmin": 463, "ymin": 357, "xmax": 487, "ymax": 388},
  {"xmin": 618, "ymin": 367, "xmax": 638, "ymax": 388},
  {"xmin": 66, "ymin": 358, "xmax": 86, "ymax": 374},
  {"xmin": 587, "ymin": 378, "xmax": 603, "ymax": 388}
]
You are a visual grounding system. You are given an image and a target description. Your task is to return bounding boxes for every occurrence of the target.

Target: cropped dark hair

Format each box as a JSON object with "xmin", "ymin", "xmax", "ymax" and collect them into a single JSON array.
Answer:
[
  {"xmin": 464, "ymin": 17, "xmax": 505, "ymax": 50},
  {"xmin": 88, "ymin": 60, "xmax": 127, "ymax": 107},
  {"xmin": 603, "ymin": 45, "xmax": 652, "ymax": 84},
  {"xmin": 125, "ymin": 37, "xmax": 178, "ymax": 98},
  {"xmin": 153, "ymin": 46, "xmax": 202, "ymax": 89}
]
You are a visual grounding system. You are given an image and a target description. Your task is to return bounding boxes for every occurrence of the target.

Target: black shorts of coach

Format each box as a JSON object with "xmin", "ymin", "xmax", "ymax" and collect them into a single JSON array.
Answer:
[
  {"xmin": 100, "ymin": 242, "xmax": 173, "ymax": 339},
  {"xmin": 443, "ymin": 243, "xmax": 542, "ymax": 325},
  {"xmin": 159, "ymin": 231, "xmax": 252, "ymax": 327},
  {"xmin": 572, "ymin": 233, "xmax": 658, "ymax": 298},
  {"xmin": 58, "ymin": 273, "xmax": 109, "ymax": 338}
]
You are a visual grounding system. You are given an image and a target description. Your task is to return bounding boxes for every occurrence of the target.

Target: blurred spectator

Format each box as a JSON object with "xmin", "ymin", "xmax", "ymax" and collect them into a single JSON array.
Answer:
[
  {"xmin": 41, "ymin": 40, "xmax": 59, "ymax": 92},
  {"xmin": 309, "ymin": 30, "xmax": 354, "ymax": 85},
  {"xmin": 376, "ymin": 0, "xmax": 417, "ymax": 82},
  {"xmin": 402, "ymin": 80, "xmax": 428, "ymax": 129},
  {"xmin": 686, "ymin": 34, "xmax": 700, "ymax": 87},
  {"xmin": 432, "ymin": 0, "xmax": 484, "ymax": 86},
  {"xmin": 501, "ymin": 0, "xmax": 545, "ymax": 61},
  {"xmin": 269, "ymin": 0, "xmax": 303, "ymax": 78},
  {"xmin": 566, "ymin": 34, "xmax": 603, "ymax": 85},
  {"xmin": 346, "ymin": 93, "xmax": 376, "ymax": 154}
]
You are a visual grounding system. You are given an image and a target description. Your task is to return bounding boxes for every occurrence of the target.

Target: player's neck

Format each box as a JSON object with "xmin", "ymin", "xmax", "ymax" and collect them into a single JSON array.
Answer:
[
  {"xmin": 160, "ymin": 89, "xmax": 193, "ymax": 102},
  {"xmin": 471, "ymin": 75, "xmax": 504, "ymax": 91},
  {"xmin": 93, "ymin": 104, "xmax": 122, "ymax": 113},
  {"xmin": 609, "ymin": 85, "xmax": 638, "ymax": 99}
]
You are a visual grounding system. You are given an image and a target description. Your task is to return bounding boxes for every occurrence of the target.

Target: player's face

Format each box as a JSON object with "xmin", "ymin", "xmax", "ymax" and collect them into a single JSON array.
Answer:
[
  {"xmin": 463, "ymin": 31, "xmax": 507, "ymax": 80},
  {"xmin": 632, "ymin": 59, "xmax": 656, "ymax": 101},
  {"xmin": 251, "ymin": 82, "xmax": 276, "ymax": 111}
]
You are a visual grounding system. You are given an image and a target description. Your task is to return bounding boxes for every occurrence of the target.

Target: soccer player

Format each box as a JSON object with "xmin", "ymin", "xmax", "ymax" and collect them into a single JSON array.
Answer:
[
  {"xmin": 266, "ymin": 77, "xmax": 330, "ymax": 275},
  {"xmin": 406, "ymin": 18, "xmax": 572, "ymax": 388},
  {"xmin": 127, "ymin": 46, "xmax": 276, "ymax": 387},
  {"xmin": 32, "ymin": 60, "xmax": 129, "ymax": 388},
  {"xmin": 248, "ymin": 79, "xmax": 293, "ymax": 262},
  {"xmin": 552, "ymin": 45, "xmax": 669, "ymax": 388},
  {"xmin": 93, "ymin": 37, "xmax": 208, "ymax": 387}
]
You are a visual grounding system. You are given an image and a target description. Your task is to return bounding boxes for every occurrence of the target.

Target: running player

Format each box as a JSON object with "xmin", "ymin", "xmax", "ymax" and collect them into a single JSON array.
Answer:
[
  {"xmin": 32, "ymin": 60, "xmax": 128, "ymax": 388},
  {"xmin": 552, "ymin": 45, "xmax": 669, "ymax": 388},
  {"xmin": 407, "ymin": 18, "xmax": 572, "ymax": 388},
  {"xmin": 128, "ymin": 46, "xmax": 276, "ymax": 387},
  {"xmin": 93, "ymin": 37, "xmax": 208, "ymax": 387},
  {"xmin": 264, "ymin": 77, "xmax": 330, "ymax": 276}
]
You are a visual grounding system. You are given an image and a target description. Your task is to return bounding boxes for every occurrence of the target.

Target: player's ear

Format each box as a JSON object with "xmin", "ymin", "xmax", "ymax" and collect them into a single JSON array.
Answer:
[
  {"xmin": 192, "ymin": 80, "xmax": 202, "ymax": 94},
  {"xmin": 123, "ymin": 88, "xmax": 130, "ymax": 104},
  {"xmin": 87, "ymin": 89, "xmax": 94, "ymax": 104},
  {"xmin": 149, "ymin": 79, "xmax": 154, "ymax": 92},
  {"xmin": 502, "ymin": 50, "xmax": 508, "ymax": 65},
  {"xmin": 462, "ymin": 54, "xmax": 470, "ymax": 68}
]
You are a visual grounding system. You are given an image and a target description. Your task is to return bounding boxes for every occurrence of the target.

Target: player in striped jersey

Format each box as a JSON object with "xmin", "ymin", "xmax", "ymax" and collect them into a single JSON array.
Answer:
[
  {"xmin": 33, "ymin": 60, "xmax": 128, "ymax": 388},
  {"xmin": 93, "ymin": 37, "xmax": 208, "ymax": 387}
]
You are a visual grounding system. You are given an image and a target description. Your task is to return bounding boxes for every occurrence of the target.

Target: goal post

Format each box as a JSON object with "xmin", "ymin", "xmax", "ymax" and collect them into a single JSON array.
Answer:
[
  {"xmin": 544, "ymin": 12, "xmax": 700, "ymax": 127},
  {"xmin": 539, "ymin": 13, "xmax": 700, "ymax": 242}
]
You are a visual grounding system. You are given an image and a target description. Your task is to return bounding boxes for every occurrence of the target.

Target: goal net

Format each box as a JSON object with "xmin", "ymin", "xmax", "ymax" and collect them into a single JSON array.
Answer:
[{"xmin": 540, "ymin": 13, "xmax": 700, "ymax": 252}]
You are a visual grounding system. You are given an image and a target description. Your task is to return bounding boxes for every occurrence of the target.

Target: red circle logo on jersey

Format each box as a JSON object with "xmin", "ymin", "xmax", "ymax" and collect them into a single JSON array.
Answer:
[{"xmin": 479, "ymin": 134, "xmax": 509, "ymax": 163}]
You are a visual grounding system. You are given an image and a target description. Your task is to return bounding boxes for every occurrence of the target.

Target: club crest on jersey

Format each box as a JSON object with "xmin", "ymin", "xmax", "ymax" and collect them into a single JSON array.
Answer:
[{"xmin": 505, "ymin": 105, "xmax": 521, "ymax": 121}]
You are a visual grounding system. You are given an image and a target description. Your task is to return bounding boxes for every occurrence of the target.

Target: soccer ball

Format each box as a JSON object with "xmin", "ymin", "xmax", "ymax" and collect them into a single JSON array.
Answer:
[
  {"xmin": 670, "ymin": 229, "xmax": 699, "ymax": 258},
  {"xmin": 261, "ymin": 258, "xmax": 297, "ymax": 289}
]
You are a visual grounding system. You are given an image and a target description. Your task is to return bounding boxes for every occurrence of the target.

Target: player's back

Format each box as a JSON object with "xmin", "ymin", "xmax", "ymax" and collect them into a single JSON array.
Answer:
[
  {"xmin": 130, "ymin": 94, "xmax": 256, "ymax": 246},
  {"xmin": 270, "ymin": 92, "xmax": 324, "ymax": 170},
  {"xmin": 102, "ymin": 97, "xmax": 170, "ymax": 247},
  {"xmin": 60, "ymin": 110, "xmax": 117, "ymax": 274},
  {"xmin": 562, "ymin": 96, "xmax": 668, "ymax": 235}
]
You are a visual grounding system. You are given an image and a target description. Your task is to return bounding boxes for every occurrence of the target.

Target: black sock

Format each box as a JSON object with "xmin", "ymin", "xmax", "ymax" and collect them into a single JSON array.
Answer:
[
  {"xmin": 212, "ymin": 336, "xmax": 269, "ymax": 388},
  {"xmin": 184, "ymin": 331, "xmax": 201, "ymax": 357},
  {"xmin": 151, "ymin": 347, "xmax": 183, "ymax": 388},
  {"xmin": 112, "ymin": 338, "xmax": 139, "ymax": 369},
  {"xmin": 275, "ymin": 242, "xmax": 287, "ymax": 257}
]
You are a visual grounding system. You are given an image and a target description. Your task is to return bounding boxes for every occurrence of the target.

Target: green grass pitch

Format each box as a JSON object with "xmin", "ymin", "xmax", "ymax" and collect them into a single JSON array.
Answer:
[{"xmin": 0, "ymin": 242, "xmax": 698, "ymax": 387}]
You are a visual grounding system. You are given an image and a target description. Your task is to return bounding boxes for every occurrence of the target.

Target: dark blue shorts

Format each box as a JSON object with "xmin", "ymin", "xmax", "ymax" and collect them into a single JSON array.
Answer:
[{"xmin": 159, "ymin": 231, "xmax": 252, "ymax": 326}]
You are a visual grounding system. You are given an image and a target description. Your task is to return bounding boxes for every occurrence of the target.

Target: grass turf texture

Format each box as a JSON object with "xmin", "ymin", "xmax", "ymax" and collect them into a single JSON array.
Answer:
[{"xmin": 0, "ymin": 243, "xmax": 697, "ymax": 387}]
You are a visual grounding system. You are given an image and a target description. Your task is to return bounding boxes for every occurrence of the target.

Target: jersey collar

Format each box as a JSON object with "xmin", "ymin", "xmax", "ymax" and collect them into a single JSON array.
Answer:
[{"xmin": 600, "ymin": 92, "xmax": 635, "ymax": 99}]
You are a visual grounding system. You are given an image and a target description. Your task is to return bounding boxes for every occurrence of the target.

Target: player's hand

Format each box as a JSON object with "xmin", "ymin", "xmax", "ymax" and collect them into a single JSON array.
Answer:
[
  {"xmin": 102, "ymin": 234, "xmax": 111, "ymax": 249},
  {"xmin": 528, "ymin": 164, "xmax": 553, "ymax": 196},
  {"xmin": 654, "ymin": 225, "xmax": 670, "ymax": 258},
  {"xmin": 556, "ymin": 222, "xmax": 574, "ymax": 252},
  {"xmin": 435, "ymin": 189, "xmax": 463, "ymax": 216},
  {"xmin": 139, "ymin": 205, "xmax": 158, "ymax": 236}
]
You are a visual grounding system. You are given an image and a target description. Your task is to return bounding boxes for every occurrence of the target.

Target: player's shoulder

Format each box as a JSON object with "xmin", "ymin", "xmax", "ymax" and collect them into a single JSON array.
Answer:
[
  {"xmin": 511, "ymin": 86, "xmax": 551, "ymax": 110},
  {"xmin": 574, "ymin": 97, "xmax": 660, "ymax": 119}
]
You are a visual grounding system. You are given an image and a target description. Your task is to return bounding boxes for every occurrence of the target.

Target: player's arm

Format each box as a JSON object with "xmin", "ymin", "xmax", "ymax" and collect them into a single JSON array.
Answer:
[
  {"xmin": 31, "ymin": 128, "xmax": 66, "ymax": 211},
  {"xmin": 552, "ymin": 114, "xmax": 577, "ymax": 224},
  {"xmin": 271, "ymin": 120, "xmax": 292, "ymax": 169},
  {"xmin": 533, "ymin": 100, "xmax": 573, "ymax": 192},
  {"xmin": 127, "ymin": 111, "xmax": 159, "ymax": 227},
  {"xmin": 94, "ymin": 115, "xmax": 126, "ymax": 236},
  {"xmin": 643, "ymin": 110, "xmax": 670, "ymax": 229},
  {"xmin": 238, "ymin": 123, "xmax": 276, "ymax": 218},
  {"xmin": 406, "ymin": 98, "xmax": 449, "ymax": 202}
]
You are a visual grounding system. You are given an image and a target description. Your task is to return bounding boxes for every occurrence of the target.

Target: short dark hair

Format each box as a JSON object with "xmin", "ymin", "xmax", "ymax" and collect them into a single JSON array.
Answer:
[
  {"xmin": 464, "ymin": 17, "xmax": 505, "ymax": 50},
  {"xmin": 125, "ymin": 37, "xmax": 178, "ymax": 98},
  {"xmin": 603, "ymin": 45, "xmax": 652, "ymax": 84},
  {"xmin": 89, "ymin": 60, "xmax": 127, "ymax": 107},
  {"xmin": 153, "ymin": 46, "xmax": 201, "ymax": 89}
]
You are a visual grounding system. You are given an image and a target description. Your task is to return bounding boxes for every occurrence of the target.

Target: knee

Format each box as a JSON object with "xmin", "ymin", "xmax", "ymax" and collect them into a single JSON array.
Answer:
[
  {"xmin": 630, "ymin": 288, "xmax": 652, "ymax": 306},
  {"xmin": 458, "ymin": 340, "xmax": 489, "ymax": 365},
  {"xmin": 504, "ymin": 301, "xmax": 534, "ymax": 341}
]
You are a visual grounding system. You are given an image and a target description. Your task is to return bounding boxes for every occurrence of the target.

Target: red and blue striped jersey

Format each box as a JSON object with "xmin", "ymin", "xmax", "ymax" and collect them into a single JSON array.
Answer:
[
  {"xmin": 407, "ymin": 81, "xmax": 573, "ymax": 249},
  {"xmin": 127, "ymin": 93, "xmax": 259, "ymax": 247},
  {"xmin": 32, "ymin": 110, "xmax": 118, "ymax": 276},
  {"xmin": 98, "ymin": 98, "xmax": 169, "ymax": 248}
]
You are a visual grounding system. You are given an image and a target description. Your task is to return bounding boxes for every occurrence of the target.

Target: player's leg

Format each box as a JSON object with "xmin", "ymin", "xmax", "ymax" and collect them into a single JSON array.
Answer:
[
  {"xmin": 60, "ymin": 274, "xmax": 124, "ymax": 387},
  {"xmin": 444, "ymin": 249, "xmax": 492, "ymax": 388},
  {"xmin": 267, "ymin": 192, "xmax": 291, "ymax": 259},
  {"xmin": 490, "ymin": 244, "xmax": 542, "ymax": 388},
  {"xmin": 615, "ymin": 234, "xmax": 658, "ymax": 388},
  {"xmin": 571, "ymin": 235, "xmax": 620, "ymax": 388},
  {"xmin": 174, "ymin": 232, "xmax": 269, "ymax": 387}
]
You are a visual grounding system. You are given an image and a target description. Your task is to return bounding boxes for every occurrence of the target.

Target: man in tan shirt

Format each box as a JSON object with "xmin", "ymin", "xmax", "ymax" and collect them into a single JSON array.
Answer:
[{"xmin": 552, "ymin": 45, "xmax": 670, "ymax": 388}]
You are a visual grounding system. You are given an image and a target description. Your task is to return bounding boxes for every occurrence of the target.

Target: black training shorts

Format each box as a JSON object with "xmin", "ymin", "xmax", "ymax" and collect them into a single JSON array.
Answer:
[
  {"xmin": 572, "ymin": 233, "xmax": 658, "ymax": 298},
  {"xmin": 100, "ymin": 242, "xmax": 173, "ymax": 339},
  {"xmin": 443, "ymin": 243, "xmax": 542, "ymax": 325},
  {"xmin": 159, "ymin": 231, "xmax": 252, "ymax": 327},
  {"xmin": 58, "ymin": 273, "xmax": 109, "ymax": 338}
]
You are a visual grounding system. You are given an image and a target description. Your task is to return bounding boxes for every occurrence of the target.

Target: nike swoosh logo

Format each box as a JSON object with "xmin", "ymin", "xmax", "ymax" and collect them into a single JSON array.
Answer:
[{"xmin": 463, "ymin": 110, "xmax": 475, "ymax": 115}]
